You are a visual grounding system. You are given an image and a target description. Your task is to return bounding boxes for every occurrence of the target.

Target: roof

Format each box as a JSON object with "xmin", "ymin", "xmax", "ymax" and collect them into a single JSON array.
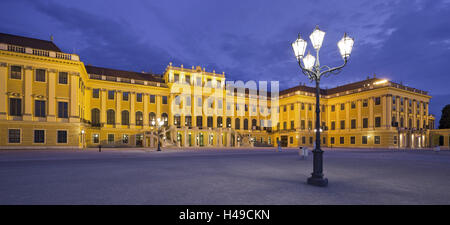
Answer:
[
  {"xmin": 280, "ymin": 77, "xmax": 428, "ymax": 97},
  {"xmin": 0, "ymin": 32, "xmax": 62, "ymax": 52},
  {"xmin": 85, "ymin": 65, "xmax": 165, "ymax": 83}
]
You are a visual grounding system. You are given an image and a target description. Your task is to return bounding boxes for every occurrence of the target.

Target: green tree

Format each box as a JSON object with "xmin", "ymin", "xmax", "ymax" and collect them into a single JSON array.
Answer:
[{"xmin": 439, "ymin": 104, "xmax": 450, "ymax": 129}]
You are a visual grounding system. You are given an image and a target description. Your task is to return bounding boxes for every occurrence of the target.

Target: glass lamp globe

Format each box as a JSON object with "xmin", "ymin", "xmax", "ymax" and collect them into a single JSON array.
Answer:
[
  {"xmin": 292, "ymin": 34, "xmax": 307, "ymax": 61},
  {"xmin": 337, "ymin": 33, "xmax": 354, "ymax": 60},
  {"xmin": 309, "ymin": 26, "xmax": 326, "ymax": 50},
  {"xmin": 302, "ymin": 52, "xmax": 316, "ymax": 70}
]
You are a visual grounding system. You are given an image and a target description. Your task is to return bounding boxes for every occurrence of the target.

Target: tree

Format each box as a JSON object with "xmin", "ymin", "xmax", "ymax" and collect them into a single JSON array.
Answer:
[{"xmin": 438, "ymin": 104, "xmax": 450, "ymax": 129}]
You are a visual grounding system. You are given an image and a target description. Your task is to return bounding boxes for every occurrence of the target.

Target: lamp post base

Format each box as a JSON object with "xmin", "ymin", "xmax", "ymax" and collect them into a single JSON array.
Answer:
[{"xmin": 307, "ymin": 176, "xmax": 328, "ymax": 187}]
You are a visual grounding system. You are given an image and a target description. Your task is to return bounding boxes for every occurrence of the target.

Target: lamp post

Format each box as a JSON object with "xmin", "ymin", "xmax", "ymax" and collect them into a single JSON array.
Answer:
[
  {"xmin": 292, "ymin": 25, "xmax": 354, "ymax": 187},
  {"xmin": 152, "ymin": 118, "xmax": 165, "ymax": 151}
]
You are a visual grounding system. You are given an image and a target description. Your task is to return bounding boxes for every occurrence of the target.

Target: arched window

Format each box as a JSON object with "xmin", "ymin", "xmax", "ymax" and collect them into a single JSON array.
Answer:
[
  {"xmin": 149, "ymin": 112, "xmax": 156, "ymax": 126},
  {"xmin": 196, "ymin": 116, "xmax": 203, "ymax": 128},
  {"xmin": 174, "ymin": 114, "xmax": 181, "ymax": 127},
  {"xmin": 161, "ymin": 113, "xmax": 168, "ymax": 126},
  {"xmin": 244, "ymin": 119, "xmax": 249, "ymax": 130},
  {"xmin": 252, "ymin": 119, "xmax": 257, "ymax": 129},
  {"xmin": 122, "ymin": 110, "xmax": 129, "ymax": 125},
  {"xmin": 226, "ymin": 117, "xmax": 231, "ymax": 128},
  {"xmin": 217, "ymin": 116, "xmax": 223, "ymax": 128},
  {"xmin": 207, "ymin": 116, "xmax": 213, "ymax": 128},
  {"xmin": 91, "ymin": 108, "xmax": 100, "ymax": 126},
  {"xmin": 235, "ymin": 118, "xmax": 240, "ymax": 130},
  {"xmin": 107, "ymin": 109, "xmax": 115, "ymax": 125},
  {"xmin": 136, "ymin": 111, "xmax": 143, "ymax": 126}
]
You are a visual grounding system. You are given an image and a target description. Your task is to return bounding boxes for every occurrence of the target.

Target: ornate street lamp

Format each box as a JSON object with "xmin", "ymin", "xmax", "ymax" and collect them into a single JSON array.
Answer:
[
  {"xmin": 152, "ymin": 118, "xmax": 165, "ymax": 151},
  {"xmin": 292, "ymin": 26, "xmax": 354, "ymax": 187}
]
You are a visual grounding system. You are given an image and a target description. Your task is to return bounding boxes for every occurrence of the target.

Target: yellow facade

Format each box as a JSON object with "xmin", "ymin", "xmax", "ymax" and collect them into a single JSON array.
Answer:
[{"xmin": 0, "ymin": 33, "xmax": 438, "ymax": 149}]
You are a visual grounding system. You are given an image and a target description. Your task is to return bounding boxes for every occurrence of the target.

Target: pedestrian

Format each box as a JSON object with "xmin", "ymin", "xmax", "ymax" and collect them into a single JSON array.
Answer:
[{"xmin": 277, "ymin": 140, "xmax": 281, "ymax": 152}]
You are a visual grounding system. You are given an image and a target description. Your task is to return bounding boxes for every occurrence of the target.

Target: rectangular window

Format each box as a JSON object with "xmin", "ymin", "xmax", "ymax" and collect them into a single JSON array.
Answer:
[
  {"xmin": 196, "ymin": 77, "xmax": 202, "ymax": 86},
  {"xmin": 162, "ymin": 96, "xmax": 168, "ymax": 104},
  {"xmin": 108, "ymin": 134, "xmax": 115, "ymax": 144},
  {"xmin": 331, "ymin": 137, "xmax": 335, "ymax": 144},
  {"xmin": 340, "ymin": 137, "xmax": 344, "ymax": 144},
  {"xmin": 57, "ymin": 130, "xmax": 67, "ymax": 143},
  {"xmin": 93, "ymin": 134, "xmax": 99, "ymax": 144},
  {"xmin": 341, "ymin": 103, "xmax": 345, "ymax": 110},
  {"xmin": 291, "ymin": 104, "xmax": 294, "ymax": 110},
  {"xmin": 331, "ymin": 121, "xmax": 335, "ymax": 130},
  {"xmin": 331, "ymin": 105, "xmax": 335, "ymax": 112},
  {"xmin": 186, "ymin": 96, "xmax": 191, "ymax": 106},
  {"xmin": 35, "ymin": 100, "xmax": 46, "ymax": 117},
  {"xmin": 58, "ymin": 102, "xmax": 68, "ymax": 118},
  {"xmin": 351, "ymin": 102, "xmax": 356, "ymax": 109},
  {"xmin": 9, "ymin": 98, "xmax": 22, "ymax": 116},
  {"xmin": 283, "ymin": 122, "xmax": 287, "ymax": 130},
  {"xmin": 197, "ymin": 97, "xmax": 202, "ymax": 107},
  {"xmin": 122, "ymin": 134, "xmax": 129, "ymax": 144},
  {"xmin": 375, "ymin": 117, "xmax": 381, "ymax": 127},
  {"xmin": 291, "ymin": 121, "xmax": 294, "ymax": 130},
  {"xmin": 58, "ymin": 72, "xmax": 68, "ymax": 84},
  {"xmin": 308, "ymin": 104, "xmax": 312, "ymax": 110},
  {"xmin": 10, "ymin": 66, "xmax": 22, "ymax": 79},
  {"xmin": 174, "ymin": 74, "xmax": 179, "ymax": 83},
  {"xmin": 290, "ymin": 136, "xmax": 293, "ymax": 144},
  {"xmin": 227, "ymin": 103, "xmax": 231, "ymax": 110},
  {"xmin": 8, "ymin": 129, "xmax": 20, "ymax": 143},
  {"xmin": 308, "ymin": 121, "xmax": 312, "ymax": 130},
  {"xmin": 301, "ymin": 103, "xmax": 304, "ymax": 110},
  {"xmin": 309, "ymin": 137, "xmax": 313, "ymax": 144},
  {"xmin": 301, "ymin": 120, "xmax": 305, "ymax": 130},
  {"xmin": 362, "ymin": 136, "xmax": 368, "ymax": 144},
  {"xmin": 363, "ymin": 118, "xmax": 368, "ymax": 128},
  {"xmin": 393, "ymin": 136, "xmax": 397, "ymax": 145},
  {"xmin": 283, "ymin": 105, "xmax": 286, "ymax": 112},
  {"xmin": 301, "ymin": 136, "xmax": 305, "ymax": 144},
  {"xmin": 375, "ymin": 97, "xmax": 381, "ymax": 105},
  {"xmin": 34, "ymin": 130, "xmax": 45, "ymax": 143},
  {"xmin": 150, "ymin": 95, "xmax": 156, "ymax": 103},
  {"xmin": 136, "ymin": 93, "xmax": 143, "ymax": 102},
  {"xmin": 35, "ymin": 69, "xmax": 46, "ymax": 82},
  {"xmin": 340, "ymin": 120, "xmax": 345, "ymax": 129},
  {"xmin": 351, "ymin": 136, "xmax": 355, "ymax": 144},
  {"xmin": 351, "ymin": 119, "xmax": 356, "ymax": 129},
  {"xmin": 218, "ymin": 100, "xmax": 222, "ymax": 109},
  {"xmin": 123, "ymin": 92, "xmax": 129, "ymax": 101},
  {"xmin": 185, "ymin": 75, "xmax": 191, "ymax": 84},
  {"xmin": 363, "ymin": 99, "xmax": 368, "ymax": 107},
  {"xmin": 92, "ymin": 89, "xmax": 100, "ymax": 98},
  {"xmin": 108, "ymin": 91, "xmax": 115, "ymax": 100},
  {"xmin": 375, "ymin": 136, "xmax": 380, "ymax": 144}
]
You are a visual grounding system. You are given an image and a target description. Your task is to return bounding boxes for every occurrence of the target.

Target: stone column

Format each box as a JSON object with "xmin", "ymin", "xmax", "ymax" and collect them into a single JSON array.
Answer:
[
  {"xmin": 116, "ymin": 91, "xmax": 121, "ymax": 126},
  {"xmin": 381, "ymin": 95, "xmax": 387, "ymax": 127},
  {"xmin": 100, "ymin": 89, "xmax": 107, "ymax": 124},
  {"xmin": 69, "ymin": 73, "xmax": 79, "ymax": 123},
  {"xmin": 23, "ymin": 66, "xmax": 33, "ymax": 121},
  {"xmin": 345, "ymin": 101, "xmax": 350, "ymax": 131},
  {"xmin": 357, "ymin": 100, "xmax": 362, "ymax": 130},
  {"xmin": 47, "ymin": 69, "xmax": 56, "ymax": 122},
  {"xmin": 143, "ymin": 94, "xmax": 149, "ymax": 126},
  {"xmin": 0, "ymin": 62, "xmax": 8, "ymax": 119},
  {"xmin": 130, "ymin": 92, "xmax": 136, "ymax": 128},
  {"xmin": 156, "ymin": 95, "xmax": 161, "ymax": 119},
  {"xmin": 386, "ymin": 95, "xmax": 392, "ymax": 128}
]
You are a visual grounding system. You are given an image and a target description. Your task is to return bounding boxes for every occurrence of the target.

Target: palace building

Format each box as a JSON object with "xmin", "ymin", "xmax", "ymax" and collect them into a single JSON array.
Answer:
[{"xmin": 0, "ymin": 32, "xmax": 439, "ymax": 149}]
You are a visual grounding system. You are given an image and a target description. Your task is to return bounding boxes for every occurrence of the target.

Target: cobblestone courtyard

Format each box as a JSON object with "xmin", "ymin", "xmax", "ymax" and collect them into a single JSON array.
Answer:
[{"xmin": 1, "ymin": 148, "xmax": 449, "ymax": 204}]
